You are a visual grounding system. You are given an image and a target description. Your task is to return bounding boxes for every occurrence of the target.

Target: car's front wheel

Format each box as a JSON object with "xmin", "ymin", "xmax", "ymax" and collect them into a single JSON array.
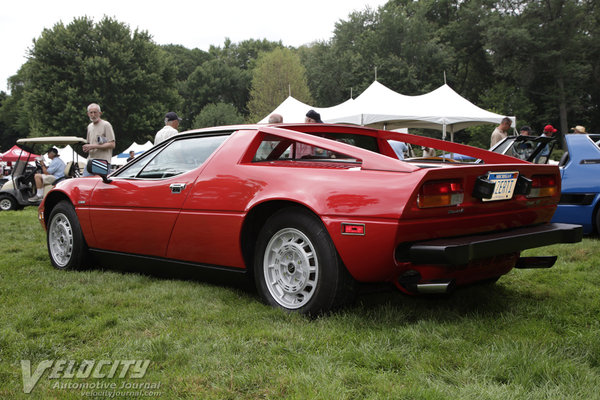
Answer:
[
  {"xmin": 254, "ymin": 207, "xmax": 355, "ymax": 315},
  {"xmin": 47, "ymin": 201, "xmax": 88, "ymax": 270}
]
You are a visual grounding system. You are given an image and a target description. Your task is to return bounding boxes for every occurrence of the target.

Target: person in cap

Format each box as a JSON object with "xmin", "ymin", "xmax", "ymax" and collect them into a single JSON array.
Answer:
[
  {"xmin": 28, "ymin": 148, "xmax": 66, "ymax": 202},
  {"xmin": 519, "ymin": 126, "xmax": 531, "ymax": 136},
  {"xmin": 571, "ymin": 125, "xmax": 586, "ymax": 134},
  {"xmin": 83, "ymin": 103, "xmax": 116, "ymax": 176},
  {"xmin": 542, "ymin": 124, "xmax": 557, "ymax": 137},
  {"xmin": 155, "ymin": 112, "xmax": 182, "ymax": 145},
  {"xmin": 490, "ymin": 117, "xmax": 512, "ymax": 148},
  {"xmin": 305, "ymin": 109, "xmax": 323, "ymax": 123},
  {"xmin": 535, "ymin": 124, "xmax": 558, "ymax": 163}
]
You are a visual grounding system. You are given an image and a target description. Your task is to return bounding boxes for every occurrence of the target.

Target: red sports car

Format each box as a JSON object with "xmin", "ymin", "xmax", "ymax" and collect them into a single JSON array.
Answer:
[{"xmin": 39, "ymin": 124, "xmax": 582, "ymax": 314}]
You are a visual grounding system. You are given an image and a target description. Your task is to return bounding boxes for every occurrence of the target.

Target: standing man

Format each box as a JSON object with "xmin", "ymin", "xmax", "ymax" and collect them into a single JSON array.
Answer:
[
  {"xmin": 155, "ymin": 112, "xmax": 181, "ymax": 145},
  {"xmin": 490, "ymin": 117, "xmax": 512, "ymax": 148},
  {"xmin": 83, "ymin": 103, "xmax": 115, "ymax": 175},
  {"xmin": 126, "ymin": 151, "xmax": 135, "ymax": 162},
  {"xmin": 535, "ymin": 124, "xmax": 557, "ymax": 163},
  {"xmin": 28, "ymin": 148, "xmax": 65, "ymax": 201}
]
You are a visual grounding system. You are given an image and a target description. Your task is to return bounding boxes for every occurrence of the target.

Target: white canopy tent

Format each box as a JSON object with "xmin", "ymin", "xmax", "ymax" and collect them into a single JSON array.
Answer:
[
  {"xmin": 111, "ymin": 141, "xmax": 153, "ymax": 166},
  {"xmin": 41, "ymin": 144, "xmax": 87, "ymax": 165},
  {"xmin": 325, "ymin": 81, "xmax": 515, "ymax": 141},
  {"xmin": 53, "ymin": 145, "xmax": 87, "ymax": 164},
  {"xmin": 258, "ymin": 97, "xmax": 355, "ymax": 124}
]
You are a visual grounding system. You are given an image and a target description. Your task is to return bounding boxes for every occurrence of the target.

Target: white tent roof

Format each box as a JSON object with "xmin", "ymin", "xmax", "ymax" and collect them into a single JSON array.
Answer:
[
  {"xmin": 43, "ymin": 144, "xmax": 87, "ymax": 164},
  {"xmin": 326, "ymin": 81, "xmax": 515, "ymax": 135},
  {"xmin": 111, "ymin": 141, "xmax": 153, "ymax": 166},
  {"xmin": 258, "ymin": 81, "xmax": 515, "ymax": 141},
  {"xmin": 258, "ymin": 97, "xmax": 354, "ymax": 124}
]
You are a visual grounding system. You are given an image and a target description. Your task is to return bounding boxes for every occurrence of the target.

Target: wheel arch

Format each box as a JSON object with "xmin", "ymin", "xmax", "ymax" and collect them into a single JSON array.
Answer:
[
  {"xmin": 240, "ymin": 200, "xmax": 323, "ymax": 274},
  {"xmin": 43, "ymin": 191, "xmax": 73, "ymax": 228},
  {"xmin": 593, "ymin": 195, "xmax": 600, "ymax": 234}
]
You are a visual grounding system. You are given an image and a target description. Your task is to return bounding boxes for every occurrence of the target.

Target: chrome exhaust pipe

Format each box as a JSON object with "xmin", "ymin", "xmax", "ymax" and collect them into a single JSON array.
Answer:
[{"xmin": 416, "ymin": 281, "xmax": 453, "ymax": 294}]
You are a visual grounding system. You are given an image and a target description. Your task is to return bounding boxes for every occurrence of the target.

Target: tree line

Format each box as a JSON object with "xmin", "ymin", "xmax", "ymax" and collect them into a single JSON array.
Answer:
[{"xmin": 0, "ymin": 0, "xmax": 598, "ymax": 153}]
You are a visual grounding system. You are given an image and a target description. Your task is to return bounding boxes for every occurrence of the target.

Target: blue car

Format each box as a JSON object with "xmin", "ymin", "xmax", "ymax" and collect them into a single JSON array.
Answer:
[{"xmin": 551, "ymin": 134, "xmax": 600, "ymax": 234}]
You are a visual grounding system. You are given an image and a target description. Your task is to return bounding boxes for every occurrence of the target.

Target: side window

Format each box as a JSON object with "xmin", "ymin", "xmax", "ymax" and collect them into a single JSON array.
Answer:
[
  {"xmin": 117, "ymin": 135, "xmax": 227, "ymax": 179},
  {"xmin": 254, "ymin": 139, "xmax": 291, "ymax": 161},
  {"xmin": 252, "ymin": 134, "xmax": 356, "ymax": 162}
]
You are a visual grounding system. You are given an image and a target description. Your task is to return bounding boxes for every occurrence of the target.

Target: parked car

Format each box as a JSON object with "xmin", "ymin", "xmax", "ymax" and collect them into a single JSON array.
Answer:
[
  {"xmin": 0, "ymin": 137, "xmax": 86, "ymax": 211},
  {"xmin": 551, "ymin": 134, "xmax": 600, "ymax": 234},
  {"xmin": 490, "ymin": 135, "xmax": 557, "ymax": 164},
  {"xmin": 39, "ymin": 124, "xmax": 582, "ymax": 314},
  {"xmin": 407, "ymin": 135, "xmax": 556, "ymax": 164}
]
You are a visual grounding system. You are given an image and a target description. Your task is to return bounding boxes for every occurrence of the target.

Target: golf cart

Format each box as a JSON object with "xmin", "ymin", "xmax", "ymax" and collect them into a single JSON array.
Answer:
[{"xmin": 0, "ymin": 137, "xmax": 87, "ymax": 211}]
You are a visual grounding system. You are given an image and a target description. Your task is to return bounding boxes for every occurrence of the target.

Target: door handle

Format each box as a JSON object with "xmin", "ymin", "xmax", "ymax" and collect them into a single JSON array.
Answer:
[{"xmin": 169, "ymin": 183, "xmax": 186, "ymax": 194}]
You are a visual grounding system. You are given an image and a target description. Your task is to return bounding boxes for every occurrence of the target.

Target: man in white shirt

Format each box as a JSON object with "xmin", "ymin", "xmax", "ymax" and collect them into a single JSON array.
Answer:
[{"xmin": 155, "ymin": 112, "xmax": 181, "ymax": 145}]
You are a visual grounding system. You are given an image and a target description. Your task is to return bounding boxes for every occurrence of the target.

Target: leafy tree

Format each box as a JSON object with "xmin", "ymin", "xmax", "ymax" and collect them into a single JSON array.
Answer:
[
  {"xmin": 247, "ymin": 48, "xmax": 313, "ymax": 122},
  {"xmin": 192, "ymin": 103, "xmax": 244, "ymax": 128},
  {"xmin": 210, "ymin": 38, "xmax": 283, "ymax": 70},
  {"xmin": 0, "ymin": 69, "xmax": 34, "ymax": 150},
  {"xmin": 486, "ymin": 0, "xmax": 591, "ymax": 141},
  {"xmin": 11, "ymin": 16, "xmax": 181, "ymax": 151},
  {"xmin": 181, "ymin": 59, "xmax": 249, "ymax": 130},
  {"xmin": 161, "ymin": 44, "xmax": 211, "ymax": 82}
]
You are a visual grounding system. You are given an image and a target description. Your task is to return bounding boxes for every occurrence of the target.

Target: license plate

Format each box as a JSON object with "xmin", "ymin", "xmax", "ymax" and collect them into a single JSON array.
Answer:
[{"xmin": 484, "ymin": 171, "xmax": 519, "ymax": 201}]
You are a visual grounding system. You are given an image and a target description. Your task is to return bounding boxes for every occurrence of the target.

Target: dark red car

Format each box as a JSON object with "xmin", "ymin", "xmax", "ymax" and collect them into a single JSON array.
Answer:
[{"xmin": 40, "ymin": 124, "xmax": 582, "ymax": 314}]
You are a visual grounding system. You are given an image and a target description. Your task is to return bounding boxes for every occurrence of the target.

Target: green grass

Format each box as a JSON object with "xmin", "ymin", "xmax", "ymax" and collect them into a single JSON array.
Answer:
[{"xmin": 1, "ymin": 208, "xmax": 600, "ymax": 399}]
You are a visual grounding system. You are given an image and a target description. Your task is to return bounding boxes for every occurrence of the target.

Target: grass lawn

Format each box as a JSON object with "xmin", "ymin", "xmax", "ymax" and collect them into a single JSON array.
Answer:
[{"xmin": 1, "ymin": 208, "xmax": 600, "ymax": 399}]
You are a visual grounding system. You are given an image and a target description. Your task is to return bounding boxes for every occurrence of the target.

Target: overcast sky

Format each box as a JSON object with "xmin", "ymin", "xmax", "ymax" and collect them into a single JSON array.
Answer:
[{"xmin": 0, "ymin": 0, "xmax": 388, "ymax": 93}]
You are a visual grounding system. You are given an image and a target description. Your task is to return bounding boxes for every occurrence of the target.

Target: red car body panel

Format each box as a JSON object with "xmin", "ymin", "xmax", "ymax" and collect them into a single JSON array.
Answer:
[{"xmin": 40, "ymin": 124, "xmax": 581, "ymax": 292}]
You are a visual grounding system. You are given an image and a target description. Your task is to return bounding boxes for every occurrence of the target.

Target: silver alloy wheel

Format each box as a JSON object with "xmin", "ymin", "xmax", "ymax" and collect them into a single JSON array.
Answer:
[
  {"xmin": 48, "ymin": 212, "xmax": 74, "ymax": 268},
  {"xmin": 263, "ymin": 228, "xmax": 319, "ymax": 309},
  {"xmin": 0, "ymin": 198, "xmax": 13, "ymax": 211}
]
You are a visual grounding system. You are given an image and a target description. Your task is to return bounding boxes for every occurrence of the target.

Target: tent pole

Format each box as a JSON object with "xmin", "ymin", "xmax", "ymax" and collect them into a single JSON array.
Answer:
[
  {"xmin": 450, "ymin": 125, "xmax": 454, "ymax": 143},
  {"xmin": 442, "ymin": 124, "xmax": 447, "ymax": 141}
]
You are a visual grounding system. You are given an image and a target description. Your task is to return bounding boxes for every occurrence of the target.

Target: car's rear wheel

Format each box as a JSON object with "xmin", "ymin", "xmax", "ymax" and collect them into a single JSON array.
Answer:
[
  {"xmin": 47, "ymin": 201, "xmax": 88, "ymax": 270},
  {"xmin": 0, "ymin": 194, "xmax": 17, "ymax": 211},
  {"xmin": 254, "ymin": 207, "xmax": 355, "ymax": 315}
]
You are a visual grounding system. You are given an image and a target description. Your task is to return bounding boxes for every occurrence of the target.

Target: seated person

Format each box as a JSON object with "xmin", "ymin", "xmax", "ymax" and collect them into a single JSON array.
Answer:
[{"xmin": 28, "ymin": 148, "xmax": 65, "ymax": 202}]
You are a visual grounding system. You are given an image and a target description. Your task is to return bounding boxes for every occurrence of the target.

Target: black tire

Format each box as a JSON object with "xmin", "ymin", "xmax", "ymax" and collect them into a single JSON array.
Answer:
[
  {"xmin": 253, "ymin": 207, "xmax": 355, "ymax": 315},
  {"xmin": 0, "ymin": 194, "xmax": 18, "ymax": 211},
  {"xmin": 595, "ymin": 205, "xmax": 600, "ymax": 235},
  {"xmin": 47, "ymin": 200, "xmax": 88, "ymax": 270}
]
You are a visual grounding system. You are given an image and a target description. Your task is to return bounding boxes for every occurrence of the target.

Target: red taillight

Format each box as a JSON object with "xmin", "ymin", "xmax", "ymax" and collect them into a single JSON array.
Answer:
[
  {"xmin": 528, "ymin": 174, "xmax": 558, "ymax": 198},
  {"xmin": 417, "ymin": 179, "xmax": 464, "ymax": 208}
]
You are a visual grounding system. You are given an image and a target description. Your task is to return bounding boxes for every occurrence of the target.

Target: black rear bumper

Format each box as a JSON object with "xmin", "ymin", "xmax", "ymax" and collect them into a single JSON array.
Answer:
[{"xmin": 408, "ymin": 223, "xmax": 583, "ymax": 265}]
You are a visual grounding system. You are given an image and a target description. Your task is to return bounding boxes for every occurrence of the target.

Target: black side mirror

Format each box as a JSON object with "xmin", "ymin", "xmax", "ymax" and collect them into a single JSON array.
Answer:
[{"xmin": 86, "ymin": 159, "xmax": 112, "ymax": 183}]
